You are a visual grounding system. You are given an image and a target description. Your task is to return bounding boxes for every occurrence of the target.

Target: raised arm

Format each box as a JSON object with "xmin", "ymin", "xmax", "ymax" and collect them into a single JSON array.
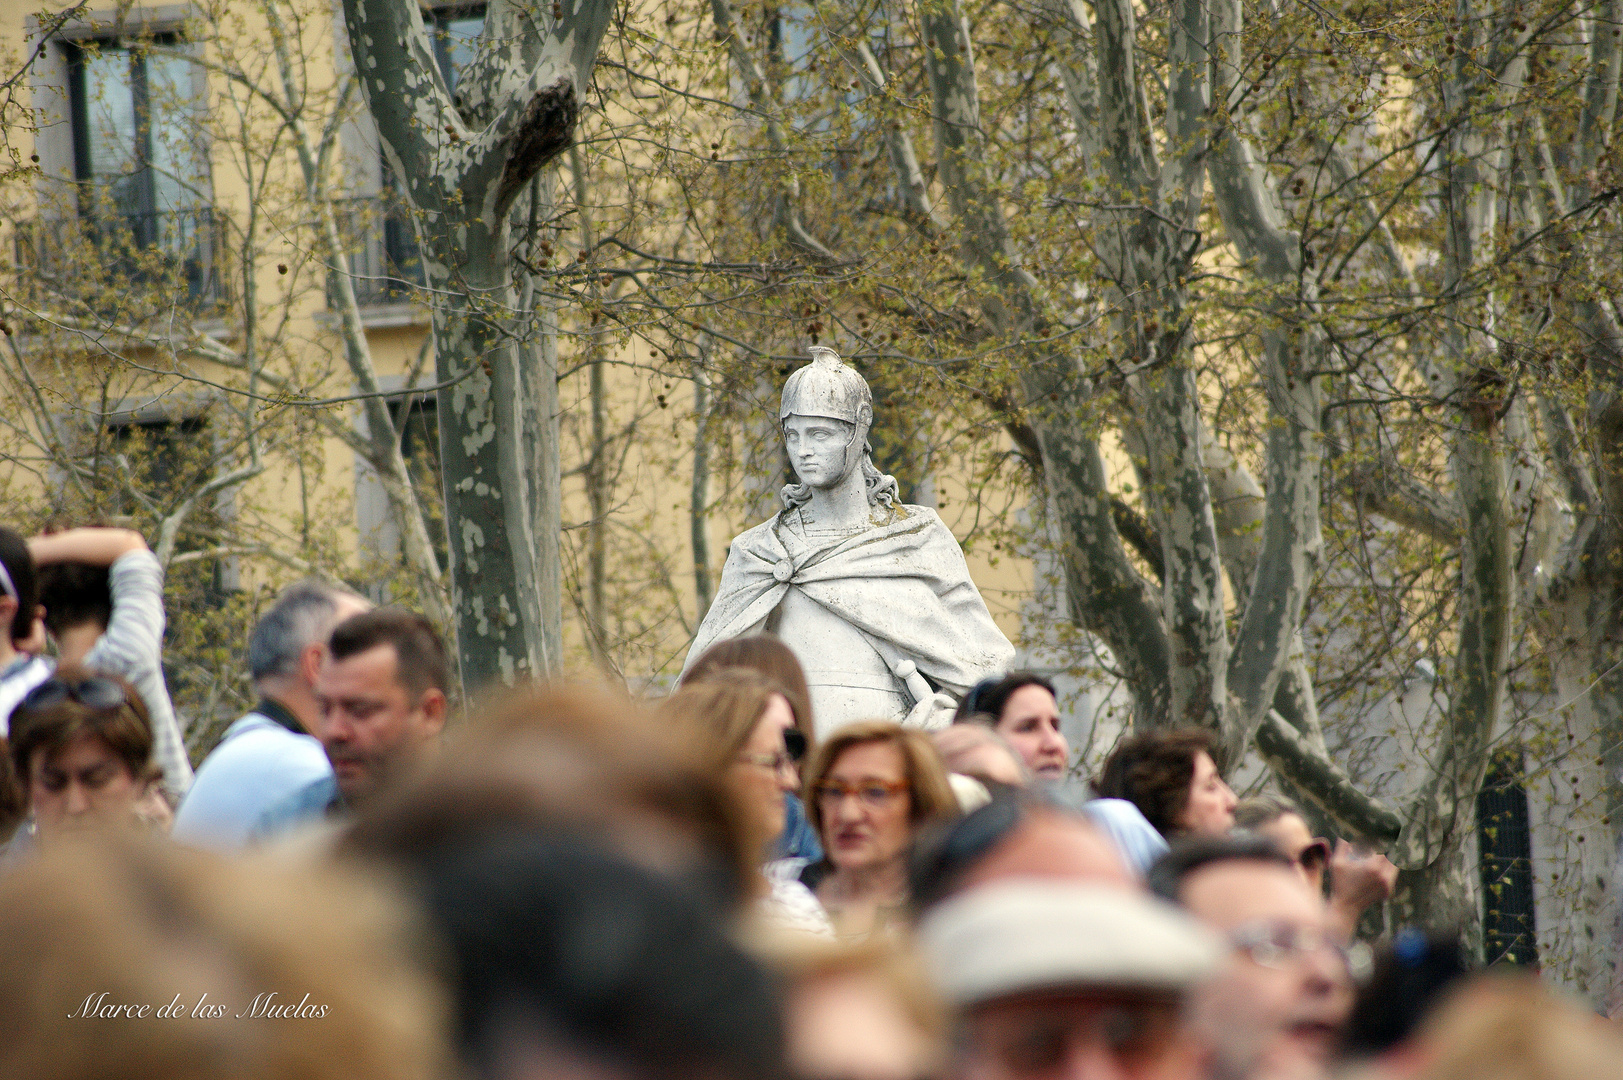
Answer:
[{"xmin": 28, "ymin": 528, "xmax": 148, "ymax": 567}]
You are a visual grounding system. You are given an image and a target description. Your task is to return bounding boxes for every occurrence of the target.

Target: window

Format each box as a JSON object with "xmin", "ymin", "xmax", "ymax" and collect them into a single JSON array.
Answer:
[
  {"xmin": 67, "ymin": 38, "xmax": 208, "ymax": 233},
  {"xmin": 26, "ymin": 34, "xmax": 224, "ymax": 310},
  {"xmin": 393, "ymin": 394, "xmax": 450, "ymax": 573},
  {"xmin": 1478, "ymin": 747, "xmax": 1537, "ymax": 966},
  {"xmin": 427, "ymin": 5, "xmax": 486, "ymax": 95}
]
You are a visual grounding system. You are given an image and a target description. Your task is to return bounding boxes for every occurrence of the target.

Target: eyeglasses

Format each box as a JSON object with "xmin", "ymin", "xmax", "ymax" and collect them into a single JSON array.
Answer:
[
  {"xmin": 1229, "ymin": 920, "xmax": 1346, "ymax": 970},
  {"xmin": 20, "ymin": 676, "xmax": 129, "ymax": 713},
  {"xmin": 737, "ymin": 750, "xmax": 797, "ymax": 773},
  {"xmin": 815, "ymin": 779, "xmax": 908, "ymax": 808},
  {"xmin": 1296, "ymin": 838, "xmax": 1331, "ymax": 874}
]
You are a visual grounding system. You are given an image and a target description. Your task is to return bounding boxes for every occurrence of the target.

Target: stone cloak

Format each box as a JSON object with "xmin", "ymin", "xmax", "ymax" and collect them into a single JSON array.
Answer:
[{"xmin": 681, "ymin": 504, "xmax": 1016, "ymax": 700}]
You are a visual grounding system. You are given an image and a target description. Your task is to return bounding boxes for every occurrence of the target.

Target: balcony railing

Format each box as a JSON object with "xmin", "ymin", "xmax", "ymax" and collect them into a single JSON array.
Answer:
[
  {"xmin": 12, "ymin": 207, "xmax": 229, "ymax": 315},
  {"xmin": 329, "ymin": 195, "xmax": 427, "ymax": 309}
]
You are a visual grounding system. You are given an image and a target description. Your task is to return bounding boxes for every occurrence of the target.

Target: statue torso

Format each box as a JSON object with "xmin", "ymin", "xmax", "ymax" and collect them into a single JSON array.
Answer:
[{"xmin": 769, "ymin": 509, "xmax": 908, "ymax": 736}]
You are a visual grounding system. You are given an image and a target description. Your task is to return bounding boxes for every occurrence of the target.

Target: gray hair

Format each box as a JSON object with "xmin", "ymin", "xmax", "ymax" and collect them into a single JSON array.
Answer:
[
  {"xmin": 247, "ymin": 580, "xmax": 365, "ymax": 682},
  {"xmin": 1233, "ymin": 793, "xmax": 1303, "ymax": 831}
]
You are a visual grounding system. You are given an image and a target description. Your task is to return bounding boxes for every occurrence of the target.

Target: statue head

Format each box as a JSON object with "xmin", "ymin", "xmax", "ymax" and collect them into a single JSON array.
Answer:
[{"xmin": 778, "ymin": 347, "xmax": 898, "ymax": 511}]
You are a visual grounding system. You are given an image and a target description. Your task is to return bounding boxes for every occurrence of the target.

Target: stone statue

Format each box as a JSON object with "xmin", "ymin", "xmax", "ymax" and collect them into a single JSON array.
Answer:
[{"xmin": 682, "ymin": 347, "xmax": 1016, "ymax": 736}]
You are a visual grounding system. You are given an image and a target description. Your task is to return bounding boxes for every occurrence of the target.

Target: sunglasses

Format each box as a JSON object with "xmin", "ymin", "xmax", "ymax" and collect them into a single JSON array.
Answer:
[
  {"xmin": 784, "ymin": 727, "xmax": 807, "ymax": 764},
  {"xmin": 20, "ymin": 676, "xmax": 129, "ymax": 713},
  {"xmin": 1296, "ymin": 838, "xmax": 1331, "ymax": 873}
]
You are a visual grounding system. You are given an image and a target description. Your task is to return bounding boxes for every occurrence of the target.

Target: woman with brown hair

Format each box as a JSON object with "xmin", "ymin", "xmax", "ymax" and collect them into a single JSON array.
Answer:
[
  {"xmin": 1095, "ymin": 726, "xmax": 1237, "ymax": 840},
  {"xmin": 658, "ymin": 668, "xmax": 832, "ymax": 935},
  {"xmin": 798, "ymin": 721, "xmax": 959, "ymax": 936},
  {"xmin": 680, "ymin": 634, "xmax": 822, "ymax": 862},
  {"xmin": 6, "ymin": 667, "xmax": 168, "ymax": 852}
]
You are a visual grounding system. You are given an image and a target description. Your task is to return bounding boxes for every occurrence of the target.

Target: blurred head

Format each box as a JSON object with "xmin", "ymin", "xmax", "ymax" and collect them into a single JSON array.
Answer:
[
  {"xmin": 957, "ymin": 673, "xmax": 1068, "ymax": 782},
  {"xmin": 1344, "ymin": 974, "xmax": 1623, "ymax": 1080},
  {"xmin": 248, "ymin": 579, "xmax": 372, "ymax": 694},
  {"xmin": 413, "ymin": 830, "xmax": 789, "ymax": 1080},
  {"xmin": 1149, "ymin": 837, "xmax": 1351, "ymax": 1080},
  {"xmin": 317, "ymin": 609, "xmax": 448, "ymax": 805},
  {"xmin": 804, "ymin": 721, "xmax": 958, "ymax": 875},
  {"xmin": 935, "ymin": 719, "xmax": 1029, "ymax": 788},
  {"xmin": 339, "ymin": 681, "xmax": 760, "ymax": 915},
  {"xmin": 0, "ymin": 526, "xmax": 39, "ymax": 646},
  {"xmin": 1097, "ymin": 728, "xmax": 1235, "ymax": 839},
  {"xmin": 8, "ymin": 669, "xmax": 158, "ymax": 843},
  {"xmin": 761, "ymin": 936, "xmax": 946, "ymax": 1080},
  {"xmin": 910, "ymin": 794, "xmax": 1133, "ymax": 913},
  {"xmin": 682, "ymin": 634, "xmax": 815, "ymax": 744},
  {"xmin": 1234, "ymin": 796, "xmax": 1328, "ymax": 894},
  {"xmin": 1338, "ymin": 929, "xmax": 1471, "ymax": 1060},
  {"xmin": 919, "ymin": 881, "xmax": 1222, "ymax": 1080},
  {"xmin": 659, "ymin": 668, "xmax": 800, "ymax": 845},
  {"xmin": 37, "ymin": 562, "xmax": 111, "ymax": 637},
  {"xmin": 0, "ymin": 834, "xmax": 449, "ymax": 1080}
]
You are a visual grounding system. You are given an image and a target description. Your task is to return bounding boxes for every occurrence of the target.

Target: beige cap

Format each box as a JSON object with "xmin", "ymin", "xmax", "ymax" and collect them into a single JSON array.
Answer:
[{"xmin": 917, "ymin": 880, "xmax": 1224, "ymax": 1006}]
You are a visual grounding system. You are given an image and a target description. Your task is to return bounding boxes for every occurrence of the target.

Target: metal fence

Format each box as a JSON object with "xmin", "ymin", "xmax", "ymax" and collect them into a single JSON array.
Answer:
[
  {"xmin": 12, "ymin": 207, "xmax": 229, "ymax": 313},
  {"xmin": 329, "ymin": 195, "xmax": 426, "ymax": 309}
]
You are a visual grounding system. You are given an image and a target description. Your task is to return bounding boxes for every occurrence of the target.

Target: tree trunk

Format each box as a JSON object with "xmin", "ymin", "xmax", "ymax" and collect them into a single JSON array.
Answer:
[{"xmin": 338, "ymin": 0, "xmax": 613, "ymax": 688}]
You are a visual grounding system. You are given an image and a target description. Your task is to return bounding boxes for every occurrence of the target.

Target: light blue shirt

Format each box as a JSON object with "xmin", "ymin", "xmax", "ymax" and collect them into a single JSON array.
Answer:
[
  {"xmin": 248, "ymin": 773, "xmax": 341, "ymax": 844},
  {"xmin": 1083, "ymin": 797, "xmax": 1170, "ymax": 878},
  {"xmin": 171, "ymin": 709, "xmax": 332, "ymax": 852}
]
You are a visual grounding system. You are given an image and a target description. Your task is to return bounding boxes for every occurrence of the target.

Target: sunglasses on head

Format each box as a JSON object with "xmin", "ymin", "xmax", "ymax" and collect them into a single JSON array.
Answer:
[
  {"xmin": 784, "ymin": 727, "xmax": 807, "ymax": 764},
  {"xmin": 910, "ymin": 795, "xmax": 1025, "ymax": 908},
  {"xmin": 20, "ymin": 676, "xmax": 129, "ymax": 713}
]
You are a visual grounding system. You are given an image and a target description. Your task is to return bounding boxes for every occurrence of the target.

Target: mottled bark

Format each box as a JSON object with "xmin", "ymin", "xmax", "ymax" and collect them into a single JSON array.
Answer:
[
  {"xmin": 1203, "ymin": 0, "xmax": 1324, "ymax": 761},
  {"xmin": 919, "ymin": 0, "xmax": 1173, "ymax": 725},
  {"xmin": 1088, "ymin": 0, "xmax": 1224, "ymax": 727},
  {"xmin": 340, "ymin": 0, "xmax": 612, "ymax": 687},
  {"xmin": 1389, "ymin": 12, "xmax": 1524, "ymax": 934}
]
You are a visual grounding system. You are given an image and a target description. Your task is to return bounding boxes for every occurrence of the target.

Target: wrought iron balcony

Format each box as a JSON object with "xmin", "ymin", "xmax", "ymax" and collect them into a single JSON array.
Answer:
[
  {"xmin": 329, "ymin": 195, "xmax": 427, "ymax": 310},
  {"xmin": 11, "ymin": 207, "xmax": 229, "ymax": 315}
]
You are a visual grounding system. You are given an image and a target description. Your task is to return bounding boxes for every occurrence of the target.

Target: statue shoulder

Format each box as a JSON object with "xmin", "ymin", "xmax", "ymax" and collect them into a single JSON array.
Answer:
[{"xmin": 721, "ymin": 515, "xmax": 789, "ymax": 564}]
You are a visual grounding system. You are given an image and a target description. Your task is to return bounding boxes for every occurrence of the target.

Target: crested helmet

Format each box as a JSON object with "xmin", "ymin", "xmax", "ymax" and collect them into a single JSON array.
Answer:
[{"xmin": 779, "ymin": 346, "xmax": 872, "ymax": 426}]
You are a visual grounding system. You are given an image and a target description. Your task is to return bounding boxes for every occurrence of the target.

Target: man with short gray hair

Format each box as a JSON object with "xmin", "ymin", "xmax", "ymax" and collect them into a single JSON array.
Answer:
[{"xmin": 171, "ymin": 580, "xmax": 370, "ymax": 850}]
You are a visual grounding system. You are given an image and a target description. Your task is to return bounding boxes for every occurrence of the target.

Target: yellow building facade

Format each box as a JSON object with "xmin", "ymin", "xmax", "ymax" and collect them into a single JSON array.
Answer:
[{"xmin": 0, "ymin": 0, "xmax": 1040, "ymax": 717}]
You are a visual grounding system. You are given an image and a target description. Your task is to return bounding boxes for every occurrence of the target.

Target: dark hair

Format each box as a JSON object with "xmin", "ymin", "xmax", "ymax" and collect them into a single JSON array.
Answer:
[
  {"xmin": 8, "ymin": 668, "xmax": 157, "ymax": 798},
  {"xmin": 953, "ymin": 671, "xmax": 1056, "ymax": 725},
  {"xmin": 0, "ymin": 527, "xmax": 39, "ymax": 643},
  {"xmin": 682, "ymin": 634, "xmax": 814, "ymax": 744},
  {"xmin": 1145, "ymin": 833, "xmax": 1294, "ymax": 903},
  {"xmin": 330, "ymin": 608, "xmax": 448, "ymax": 699},
  {"xmin": 1339, "ymin": 929, "xmax": 1474, "ymax": 1058},
  {"xmin": 1095, "ymin": 727, "xmax": 1220, "ymax": 837},
  {"xmin": 37, "ymin": 563, "xmax": 112, "ymax": 636},
  {"xmin": 415, "ymin": 831, "xmax": 789, "ymax": 1080}
]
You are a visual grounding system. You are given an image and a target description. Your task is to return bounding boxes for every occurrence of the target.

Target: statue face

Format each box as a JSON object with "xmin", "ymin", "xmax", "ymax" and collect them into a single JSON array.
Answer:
[{"xmin": 783, "ymin": 413, "xmax": 858, "ymax": 488}]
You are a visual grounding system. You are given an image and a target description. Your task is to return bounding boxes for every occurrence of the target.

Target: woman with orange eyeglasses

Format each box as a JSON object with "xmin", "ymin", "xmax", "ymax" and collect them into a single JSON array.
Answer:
[{"xmin": 792, "ymin": 721, "xmax": 959, "ymax": 937}]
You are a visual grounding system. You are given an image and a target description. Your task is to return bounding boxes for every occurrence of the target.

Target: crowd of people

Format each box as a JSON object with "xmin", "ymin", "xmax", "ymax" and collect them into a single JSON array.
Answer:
[{"xmin": 0, "ymin": 525, "xmax": 1619, "ymax": 1080}]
